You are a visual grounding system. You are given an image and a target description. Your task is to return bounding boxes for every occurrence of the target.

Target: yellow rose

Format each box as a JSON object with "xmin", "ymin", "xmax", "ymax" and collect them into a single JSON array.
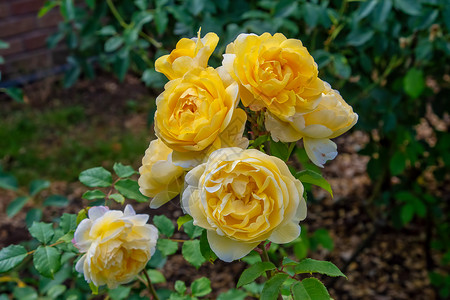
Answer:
[
  {"xmin": 265, "ymin": 83, "xmax": 358, "ymax": 167},
  {"xmin": 138, "ymin": 139, "xmax": 185, "ymax": 208},
  {"xmin": 223, "ymin": 33, "xmax": 325, "ymax": 120},
  {"xmin": 155, "ymin": 67, "xmax": 248, "ymax": 168},
  {"xmin": 182, "ymin": 147, "xmax": 306, "ymax": 262},
  {"xmin": 155, "ymin": 30, "xmax": 219, "ymax": 80},
  {"xmin": 74, "ymin": 205, "xmax": 158, "ymax": 288}
]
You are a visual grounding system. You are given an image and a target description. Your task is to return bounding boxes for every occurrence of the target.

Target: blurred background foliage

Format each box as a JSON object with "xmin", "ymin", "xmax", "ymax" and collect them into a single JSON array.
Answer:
[{"xmin": 1, "ymin": 0, "xmax": 449, "ymax": 298}]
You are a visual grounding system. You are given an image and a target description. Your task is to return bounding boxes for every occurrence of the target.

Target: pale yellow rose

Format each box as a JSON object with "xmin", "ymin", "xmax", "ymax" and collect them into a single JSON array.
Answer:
[
  {"xmin": 155, "ymin": 30, "xmax": 219, "ymax": 80},
  {"xmin": 265, "ymin": 83, "xmax": 358, "ymax": 167},
  {"xmin": 182, "ymin": 147, "xmax": 306, "ymax": 262},
  {"xmin": 223, "ymin": 33, "xmax": 325, "ymax": 120},
  {"xmin": 138, "ymin": 139, "xmax": 185, "ymax": 208},
  {"xmin": 154, "ymin": 67, "xmax": 248, "ymax": 168},
  {"xmin": 74, "ymin": 205, "xmax": 158, "ymax": 288}
]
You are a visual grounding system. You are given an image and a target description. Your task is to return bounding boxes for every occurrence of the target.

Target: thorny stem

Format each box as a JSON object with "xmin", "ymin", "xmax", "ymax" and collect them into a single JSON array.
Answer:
[
  {"xmin": 106, "ymin": 0, "xmax": 162, "ymax": 49},
  {"xmin": 142, "ymin": 268, "xmax": 160, "ymax": 300}
]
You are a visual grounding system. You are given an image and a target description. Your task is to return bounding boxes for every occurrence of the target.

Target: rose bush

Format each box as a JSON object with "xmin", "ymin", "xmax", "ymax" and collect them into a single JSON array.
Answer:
[
  {"xmin": 182, "ymin": 147, "xmax": 307, "ymax": 262},
  {"xmin": 223, "ymin": 32, "xmax": 325, "ymax": 119},
  {"xmin": 73, "ymin": 205, "xmax": 158, "ymax": 288}
]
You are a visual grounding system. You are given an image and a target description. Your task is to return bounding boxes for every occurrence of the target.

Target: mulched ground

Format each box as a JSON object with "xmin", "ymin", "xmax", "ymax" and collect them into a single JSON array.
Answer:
[{"xmin": 0, "ymin": 74, "xmax": 444, "ymax": 299}]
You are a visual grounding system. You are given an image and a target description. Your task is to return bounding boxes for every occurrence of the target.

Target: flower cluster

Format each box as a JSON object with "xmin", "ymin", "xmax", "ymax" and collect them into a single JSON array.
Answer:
[{"xmin": 138, "ymin": 30, "xmax": 357, "ymax": 262}]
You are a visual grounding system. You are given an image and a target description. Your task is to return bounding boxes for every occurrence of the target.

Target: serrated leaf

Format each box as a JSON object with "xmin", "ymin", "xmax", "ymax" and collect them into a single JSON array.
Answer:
[
  {"xmin": 147, "ymin": 269, "xmax": 166, "ymax": 284},
  {"xmin": 296, "ymin": 170, "xmax": 333, "ymax": 197},
  {"xmin": 25, "ymin": 208, "xmax": 42, "ymax": 227},
  {"xmin": 261, "ymin": 273, "xmax": 289, "ymax": 300},
  {"xmin": 174, "ymin": 280, "xmax": 186, "ymax": 294},
  {"xmin": 79, "ymin": 167, "xmax": 112, "ymax": 187},
  {"xmin": 60, "ymin": 213, "xmax": 77, "ymax": 233},
  {"xmin": 182, "ymin": 240, "xmax": 205, "ymax": 268},
  {"xmin": 191, "ymin": 277, "xmax": 211, "ymax": 297},
  {"xmin": 29, "ymin": 222, "xmax": 54, "ymax": 244},
  {"xmin": 114, "ymin": 179, "xmax": 148, "ymax": 202},
  {"xmin": 82, "ymin": 190, "xmax": 106, "ymax": 200},
  {"xmin": 157, "ymin": 239, "xmax": 178, "ymax": 256},
  {"xmin": 182, "ymin": 220, "xmax": 203, "ymax": 239},
  {"xmin": 0, "ymin": 174, "xmax": 18, "ymax": 191},
  {"xmin": 200, "ymin": 230, "xmax": 217, "ymax": 262},
  {"xmin": 43, "ymin": 195, "xmax": 68, "ymax": 207},
  {"xmin": 153, "ymin": 215, "xmax": 175, "ymax": 237},
  {"xmin": 13, "ymin": 286, "xmax": 38, "ymax": 300},
  {"xmin": 109, "ymin": 193, "xmax": 125, "ymax": 204},
  {"xmin": 0, "ymin": 245, "xmax": 28, "ymax": 273},
  {"xmin": 109, "ymin": 286, "xmax": 131, "ymax": 300},
  {"xmin": 6, "ymin": 196, "xmax": 29, "ymax": 218},
  {"xmin": 237, "ymin": 262, "xmax": 276, "ymax": 288},
  {"xmin": 33, "ymin": 246, "xmax": 61, "ymax": 279},
  {"xmin": 292, "ymin": 278, "xmax": 330, "ymax": 300},
  {"xmin": 47, "ymin": 284, "xmax": 66, "ymax": 298},
  {"xmin": 217, "ymin": 289, "xmax": 247, "ymax": 300},
  {"xmin": 294, "ymin": 258, "xmax": 345, "ymax": 278},
  {"xmin": 270, "ymin": 140, "xmax": 290, "ymax": 161},
  {"xmin": 113, "ymin": 163, "xmax": 135, "ymax": 178},
  {"xmin": 177, "ymin": 215, "xmax": 192, "ymax": 230},
  {"xmin": 29, "ymin": 179, "xmax": 50, "ymax": 196}
]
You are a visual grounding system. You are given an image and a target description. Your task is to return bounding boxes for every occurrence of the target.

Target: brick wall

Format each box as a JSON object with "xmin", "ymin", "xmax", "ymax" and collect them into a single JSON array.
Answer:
[{"xmin": 0, "ymin": 0, "xmax": 65, "ymax": 81}]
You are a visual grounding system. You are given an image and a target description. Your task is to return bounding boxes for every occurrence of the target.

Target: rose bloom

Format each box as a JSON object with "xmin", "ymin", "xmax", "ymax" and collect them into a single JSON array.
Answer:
[
  {"xmin": 74, "ymin": 205, "xmax": 158, "ymax": 288},
  {"xmin": 138, "ymin": 139, "xmax": 185, "ymax": 208},
  {"xmin": 155, "ymin": 31, "xmax": 219, "ymax": 80},
  {"xmin": 266, "ymin": 83, "xmax": 358, "ymax": 167},
  {"xmin": 154, "ymin": 66, "xmax": 248, "ymax": 168},
  {"xmin": 182, "ymin": 147, "xmax": 306, "ymax": 262},
  {"xmin": 223, "ymin": 33, "xmax": 325, "ymax": 120}
]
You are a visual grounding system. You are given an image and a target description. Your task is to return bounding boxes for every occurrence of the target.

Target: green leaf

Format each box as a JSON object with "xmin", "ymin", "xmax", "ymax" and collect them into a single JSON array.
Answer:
[
  {"xmin": 109, "ymin": 286, "xmax": 131, "ymax": 300},
  {"xmin": 400, "ymin": 204, "xmax": 414, "ymax": 225},
  {"xmin": 191, "ymin": 277, "xmax": 212, "ymax": 297},
  {"xmin": 25, "ymin": 208, "xmax": 42, "ymax": 227},
  {"xmin": 0, "ymin": 245, "xmax": 28, "ymax": 273},
  {"xmin": 57, "ymin": 231, "xmax": 74, "ymax": 243},
  {"xmin": 237, "ymin": 262, "xmax": 276, "ymax": 288},
  {"xmin": 157, "ymin": 239, "xmax": 178, "ymax": 256},
  {"xmin": 43, "ymin": 195, "xmax": 68, "ymax": 207},
  {"xmin": 174, "ymin": 280, "xmax": 186, "ymax": 294},
  {"xmin": 200, "ymin": 230, "xmax": 217, "ymax": 262},
  {"xmin": 47, "ymin": 285, "xmax": 66, "ymax": 298},
  {"xmin": 6, "ymin": 196, "xmax": 29, "ymax": 218},
  {"xmin": 270, "ymin": 140, "xmax": 290, "ymax": 161},
  {"xmin": 147, "ymin": 269, "xmax": 166, "ymax": 284},
  {"xmin": 82, "ymin": 190, "xmax": 106, "ymax": 200},
  {"xmin": 63, "ymin": 65, "xmax": 80, "ymax": 88},
  {"xmin": 0, "ymin": 174, "xmax": 18, "ymax": 191},
  {"xmin": 61, "ymin": 0, "xmax": 75, "ymax": 20},
  {"xmin": 394, "ymin": 0, "xmax": 421, "ymax": 16},
  {"xmin": 97, "ymin": 25, "xmax": 117, "ymax": 36},
  {"xmin": 89, "ymin": 282, "xmax": 98, "ymax": 295},
  {"xmin": 182, "ymin": 240, "xmax": 205, "ymax": 268},
  {"xmin": 182, "ymin": 220, "xmax": 203, "ymax": 239},
  {"xmin": 1, "ymin": 87, "xmax": 24, "ymax": 103},
  {"xmin": 177, "ymin": 215, "xmax": 193, "ymax": 230},
  {"xmin": 60, "ymin": 213, "xmax": 77, "ymax": 233},
  {"xmin": 114, "ymin": 178, "xmax": 148, "ymax": 202},
  {"xmin": 38, "ymin": 1, "xmax": 58, "ymax": 17},
  {"xmin": 153, "ymin": 215, "xmax": 175, "ymax": 237},
  {"xmin": 114, "ymin": 51, "xmax": 130, "ymax": 82},
  {"xmin": 154, "ymin": 8, "xmax": 168, "ymax": 35},
  {"xmin": 217, "ymin": 289, "xmax": 247, "ymax": 300},
  {"xmin": 0, "ymin": 40, "xmax": 9, "ymax": 49},
  {"xmin": 76, "ymin": 209, "xmax": 88, "ymax": 225},
  {"xmin": 109, "ymin": 193, "xmax": 125, "ymax": 204},
  {"xmin": 296, "ymin": 170, "xmax": 333, "ymax": 197},
  {"xmin": 403, "ymin": 68, "xmax": 425, "ymax": 99},
  {"xmin": 79, "ymin": 167, "xmax": 113, "ymax": 187},
  {"xmin": 312, "ymin": 228, "xmax": 334, "ymax": 251},
  {"xmin": 389, "ymin": 151, "xmax": 406, "ymax": 176},
  {"xmin": 333, "ymin": 54, "xmax": 351, "ymax": 79},
  {"xmin": 29, "ymin": 179, "xmax": 51, "ymax": 196},
  {"xmin": 142, "ymin": 69, "xmax": 167, "ymax": 88},
  {"xmin": 113, "ymin": 163, "xmax": 136, "ymax": 178},
  {"xmin": 13, "ymin": 287, "xmax": 38, "ymax": 300},
  {"xmin": 29, "ymin": 222, "xmax": 54, "ymax": 244},
  {"xmin": 105, "ymin": 36, "xmax": 124, "ymax": 52},
  {"xmin": 85, "ymin": 0, "xmax": 95, "ymax": 9},
  {"xmin": 294, "ymin": 258, "xmax": 346, "ymax": 277},
  {"xmin": 33, "ymin": 246, "xmax": 61, "ymax": 278},
  {"xmin": 292, "ymin": 278, "xmax": 330, "ymax": 300},
  {"xmin": 261, "ymin": 273, "xmax": 289, "ymax": 300}
]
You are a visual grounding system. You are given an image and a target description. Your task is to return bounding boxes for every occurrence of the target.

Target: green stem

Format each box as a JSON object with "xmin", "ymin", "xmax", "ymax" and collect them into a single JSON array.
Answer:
[
  {"xmin": 258, "ymin": 243, "xmax": 272, "ymax": 279},
  {"xmin": 142, "ymin": 269, "xmax": 160, "ymax": 300},
  {"xmin": 106, "ymin": 0, "xmax": 161, "ymax": 48}
]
